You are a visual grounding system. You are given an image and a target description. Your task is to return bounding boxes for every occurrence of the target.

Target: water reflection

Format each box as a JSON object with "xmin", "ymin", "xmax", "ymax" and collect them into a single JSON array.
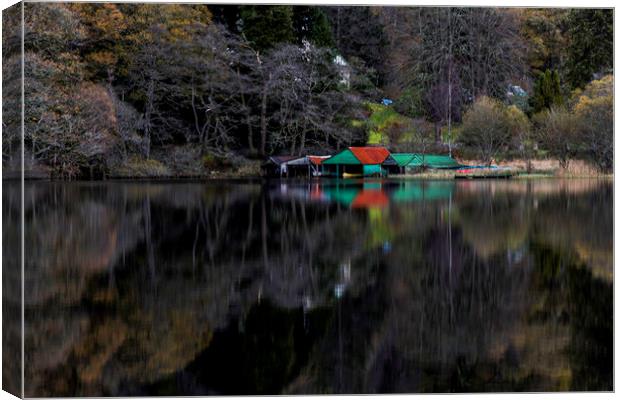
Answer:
[{"xmin": 2, "ymin": 178, "xmax": 612, "ymax": 395}]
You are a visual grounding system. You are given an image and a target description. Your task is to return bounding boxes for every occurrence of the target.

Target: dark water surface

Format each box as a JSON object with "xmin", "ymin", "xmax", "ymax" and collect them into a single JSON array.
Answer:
[{"xmin": 2, "ymin": 178, "xmax": 613, "ymax": 395}]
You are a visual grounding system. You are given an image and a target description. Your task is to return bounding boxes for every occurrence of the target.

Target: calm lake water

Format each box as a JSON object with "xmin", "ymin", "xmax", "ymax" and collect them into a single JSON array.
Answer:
[{"xmin": 2, "ymin": 178, "xmax": 613, "ymax": 395}]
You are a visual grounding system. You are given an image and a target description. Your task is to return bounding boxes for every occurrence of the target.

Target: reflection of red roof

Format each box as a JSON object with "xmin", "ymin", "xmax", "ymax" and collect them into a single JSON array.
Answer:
[
  {"xmin": 308, "ymin": 156, "xmax": 330, "ymax": 165},
  {"xmin": 310, "ymin": 184, "xmax": 323, "ymax": 200},
  {"xmin": 351, "ymin": 190, "xmax": 389, "ymax": 208},
  {"xmin": 349, "ymin": 147, "xmax": 390, "ymax": 165}
]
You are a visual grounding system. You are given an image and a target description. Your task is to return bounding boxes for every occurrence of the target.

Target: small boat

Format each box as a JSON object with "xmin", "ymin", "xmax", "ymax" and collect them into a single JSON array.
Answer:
[{"xmin": 342, "ymin": 172, "xmax": 363, "ymax": 178}]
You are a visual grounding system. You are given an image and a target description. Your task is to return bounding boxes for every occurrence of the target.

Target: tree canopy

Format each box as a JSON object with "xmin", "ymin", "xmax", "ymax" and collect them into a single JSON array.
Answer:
[{"xmin": 2, "ymin": 4, "xmax": 614, "ymax": 178}]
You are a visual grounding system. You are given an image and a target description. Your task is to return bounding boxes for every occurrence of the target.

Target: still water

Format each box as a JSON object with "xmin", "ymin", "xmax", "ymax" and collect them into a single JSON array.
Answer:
[{"xmin": 2, "ymin": 178, "xmax": 613, "ymax": 395}]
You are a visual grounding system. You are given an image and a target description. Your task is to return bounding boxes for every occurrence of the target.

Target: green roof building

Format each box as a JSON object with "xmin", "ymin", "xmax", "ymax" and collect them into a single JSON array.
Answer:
[
  {"xmin": 391, "ymin": 153, "xmax": 462, "ymax": 171},
  {"xmin": 322, "ymin": 147, "xmax": 397, "ymax": 177}
]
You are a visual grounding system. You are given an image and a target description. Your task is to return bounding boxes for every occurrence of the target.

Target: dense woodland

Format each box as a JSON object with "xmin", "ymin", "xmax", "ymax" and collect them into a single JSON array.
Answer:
[{"xmin": 1, "ymin": 4, "xmax": 614, "ymax": 178}]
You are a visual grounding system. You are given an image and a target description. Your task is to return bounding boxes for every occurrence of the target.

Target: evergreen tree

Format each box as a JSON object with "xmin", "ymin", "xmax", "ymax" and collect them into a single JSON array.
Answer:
[
  {"xmin": 324, "ymin": 6, "xmax": 387, "ymax": 85},
  {"xmin": 531, "ymin": 69, "xmax": 563, "ymax": 113},
  {"xmin": 517, "ymin": 9, "xmax": 570, "ymax": 78},
  {"xmin": 239, "ymin": 6, "xmax": 295, "ymax": 51},
  {"xmin": 566, "ymin": 9, "xmax": 613, "ymax": 89},
  {"xmin": 209, "ymin": 5, "xmax": 242, "ymax": 34}
]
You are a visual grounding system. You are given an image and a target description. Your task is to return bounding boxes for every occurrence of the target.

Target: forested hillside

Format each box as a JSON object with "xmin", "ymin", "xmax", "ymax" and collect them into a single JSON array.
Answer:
[{"xmin": 2, "ymin": 4, "xmax": 613, "ymax": 178}]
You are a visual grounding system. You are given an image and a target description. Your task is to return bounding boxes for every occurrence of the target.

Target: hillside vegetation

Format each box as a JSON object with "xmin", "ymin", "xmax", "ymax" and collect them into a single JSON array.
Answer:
[{"xmin": 1, "ymin": 5, "xmax": 613, "ymax": 178}]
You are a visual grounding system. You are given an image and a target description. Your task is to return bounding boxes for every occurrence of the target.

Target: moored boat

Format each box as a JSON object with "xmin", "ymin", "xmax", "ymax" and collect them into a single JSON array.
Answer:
[{"xmin": 455, "ymin": 166, "xmax": 515, "ymax": 179}]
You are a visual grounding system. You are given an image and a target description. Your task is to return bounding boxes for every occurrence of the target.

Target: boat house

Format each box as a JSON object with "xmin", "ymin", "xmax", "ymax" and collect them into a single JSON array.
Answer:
[
  {"xmin": 262, "ymin": 155, "xmax": 331, "ymax": 177},
  {"xmin": 390, "ymin": 153, "xmax": 462, "ymax": 173},
  {"xmin": 322, "ymin": 146, "xmax": 397, "ymax": 177}
]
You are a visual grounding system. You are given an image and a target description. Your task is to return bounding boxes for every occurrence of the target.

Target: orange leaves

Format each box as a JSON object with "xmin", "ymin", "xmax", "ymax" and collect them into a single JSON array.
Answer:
[
  {"xmin": 71, "ymin": 3, "xmax": 127, "ymax": 40},
  {"xmin": 93, "ymin": 4, "xmax": 127, "ymax": 40},
  {"xmin": 124, "ymin": 4, "xmax": 213, "ymax": 45},
  {"xmin": 86, "ymin": 51, "xmax": 118, "ymax": 69}
]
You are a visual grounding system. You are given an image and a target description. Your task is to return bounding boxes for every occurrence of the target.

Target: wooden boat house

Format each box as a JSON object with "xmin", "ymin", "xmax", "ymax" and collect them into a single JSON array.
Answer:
[
  {"xmin": 389, "ymin": 153, "xmax": 462, "ymax": 174},
  {"xmin": 322, "ymin": 146, "xmax": 398, "ymax": 177},
  {"xmin": 262, "ymin": 155, "xmax": 331, "ymax": 177},
  {"xmin": 263, "ymin": 150, "xmax": 469, "ymax": 178}
]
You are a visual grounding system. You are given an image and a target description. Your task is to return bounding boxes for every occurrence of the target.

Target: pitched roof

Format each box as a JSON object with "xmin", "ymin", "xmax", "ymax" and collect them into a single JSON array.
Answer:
[
  {"xmin": 268, "ymin": 155, "xmax": 301, "ymax": 165},
  {"xmin": 323, "ymin": 149, "xmax": 361, "ymax": 165},
  {"xmin": 413, "ymin": 154, "xmax": 461, "ymax": 169},
  {"xmin": 391, "ymin": 153, "xmax": 417, "ymax": 167},
  {"xmin": 323, "ymin": 147, "xmax": 391, "ymax": 165},
  {"xmin": 308, "ymin": 156, "xmax": 330, "ymax": 165},
  {"xmin": 349, "ymin": 147, "xmax": 391, "ymax": 164}
]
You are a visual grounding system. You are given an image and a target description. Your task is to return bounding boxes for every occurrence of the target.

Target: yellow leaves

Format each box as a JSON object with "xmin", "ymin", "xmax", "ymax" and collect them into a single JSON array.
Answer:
[
  {"xmin": 506, "ymin": 104, "xmax": 528, "ymax": 121},
  {"xmin": 462, "ymin": 96, "xmax": 505, "ymax": 127},
  {"xmin": 505, "ymin": 105, "xmax": 531, "ymax": 140},
  {"xmin": 574, "ymin": 96, "xmax": 612, "ymax": 125},
  {"xmin": 572, "ymin": 95, "xmax": 592, "ymax": 115},
  {"xmin": 125, "ymin": 4, "xmax": 212, "ymax": 45},
  {"xmin": 87, "ymin": 51, "xmax": 118, "ymax": 68},
  {"xmin": 93, "ymin": 4, "xmax": 127, "ymax": 40},
  {"xmin": 582, "ymin": 74, "xmax": 613, "ymax": 99},
  {"xmin": 71, "ymin": 3, "xmax": 127, "ymax": 39},
  {"xmin": 572, "ymin": 75, "xmax": 613, "ymax": 117}
]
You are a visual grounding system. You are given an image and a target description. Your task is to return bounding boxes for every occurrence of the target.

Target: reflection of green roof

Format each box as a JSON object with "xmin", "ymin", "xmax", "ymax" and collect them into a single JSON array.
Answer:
[
  {"xmin": 395, "ymin": 154, "xmax": 462, "ymax": 169},
  {"xmin": 363, "ymin": 182, "xmax": 382, "ymax": 190},
  {"xmin": 322, "ymin": 186, "xmax": 359, "ymax": 206},
  {"xmin": 391, "ymin": 182, "xmax": 454, "ymax": 202}
]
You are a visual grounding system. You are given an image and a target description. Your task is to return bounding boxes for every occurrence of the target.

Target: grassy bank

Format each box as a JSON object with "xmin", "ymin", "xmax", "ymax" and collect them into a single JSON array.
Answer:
[
  {"xmin": 465, "ymin": 159, "xmax": 611, "ymax": 178},
  {"xmin": 391, "ymin": 159, "xmax": 612, "ymax": 180},
  {"xmin": 108, "ymin": 158, "xmax": 263, "ymax": 179},
  {"xmin": 10, "ymin": 150, "xmax": 611, "ymax": 180}
]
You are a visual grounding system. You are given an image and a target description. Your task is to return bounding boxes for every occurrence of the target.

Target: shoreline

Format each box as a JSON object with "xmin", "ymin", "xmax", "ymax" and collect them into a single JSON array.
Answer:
[
  {"xmin": 4, "ymin": 158, "xmax": 612, "ymax": 181},
  {"xmin": 3, "ymin": 158, "xmax": 613, "ymax": 182},
  {"xmin": 5, "ymin": 173, "xmax": 613, "ymax": 182}
]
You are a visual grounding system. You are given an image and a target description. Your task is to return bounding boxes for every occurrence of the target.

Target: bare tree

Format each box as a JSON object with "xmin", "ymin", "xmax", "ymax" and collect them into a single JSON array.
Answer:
[
  {"xmin": 573, "ymin": 76, "xmax": 613, "ymax": 172},
  {"xmin": 408, "ymin": 118, "xmax": 435, "ymax": 155},
  {"xmin": 458, "ymin": 96, "xmax": 517, "ymax": 165},
  {"xmin": 263, "ymin": 43, "xmax": 359, "ymax": 155},
  {"xmin": 533, "ymin": 106, "xmax": 578, "ymax": 169},
  {"xmin": 380, "ymin": 8, "xmax": 526, "ymax": 125},
  {"xmin": 127, "ymin": 26, "xmax": 170, "ymax": 159}
]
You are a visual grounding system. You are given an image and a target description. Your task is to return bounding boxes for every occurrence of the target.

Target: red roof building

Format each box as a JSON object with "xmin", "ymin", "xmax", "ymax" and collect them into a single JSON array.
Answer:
[{"xmin": 348, "ymin": 147, "xmax": 391, "ymax": 164}]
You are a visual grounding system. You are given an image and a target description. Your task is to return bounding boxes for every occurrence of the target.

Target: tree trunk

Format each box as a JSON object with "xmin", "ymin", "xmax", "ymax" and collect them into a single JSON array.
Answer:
[
  {"xmin": 434, "ymin": 122, "xmax": 442, "ymax": 145},
  {"xmin": 259, "ymin": 75, "xmax": 271, "ymax": 156},
  {"xmin": 299, "ymin": 130, "xmax": 306, "ymax": 156},
  {"xmin": 143, "ymin": 78, "xmax": 155, "ymax": 159},
  {"xmin": 238, "ymin": 68, "xmax": 255, "ymax": 154},
  {"xmin": 244, "ymin": 96, "xmax": 255, "ymax": 154}
]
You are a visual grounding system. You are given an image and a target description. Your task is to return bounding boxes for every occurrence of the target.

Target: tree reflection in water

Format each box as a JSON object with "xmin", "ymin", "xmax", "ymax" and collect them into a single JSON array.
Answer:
[{"xmin": 2, "ymin": 178, "xmax": 612, "ymax": 395}]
